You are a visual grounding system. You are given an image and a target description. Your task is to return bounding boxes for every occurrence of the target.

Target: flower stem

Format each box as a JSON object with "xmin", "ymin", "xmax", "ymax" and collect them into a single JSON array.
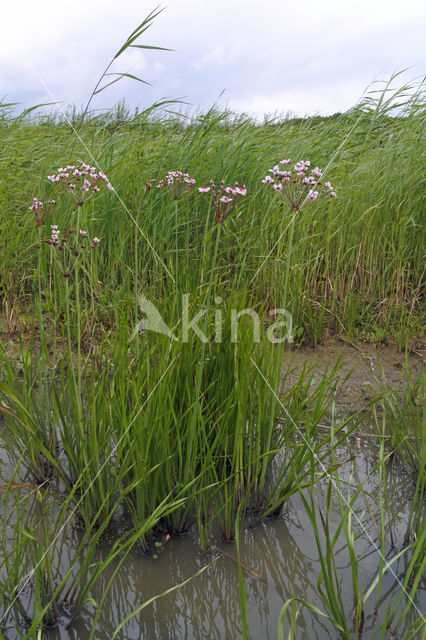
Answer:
[
  {"xmin": 283, "ymin": 211, "xmax": 296, "ymax": 310},
  {"xmin": 75, "ymin": 206, "xmax": 83, "ymax": 418}
]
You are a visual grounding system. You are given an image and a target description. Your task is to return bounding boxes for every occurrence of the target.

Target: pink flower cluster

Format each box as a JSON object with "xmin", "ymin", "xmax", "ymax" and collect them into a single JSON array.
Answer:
[
  {"xmin": 156, "ymin": 170, "xmax": 196, "ymax": 200},
  {"xmin": 262, "ymin": 158, "xmax": 336, "ymax": 211},
  {"xmin": 29, "ymin": 197, "xmax": 56, "ymax": 227},
  {"xmin": 198, "ymin": 180, "xmax": 247, "ymax": 223},
  {"xmin": 46, "ymin": 163, "xmax": 114, "ymax": 205}
]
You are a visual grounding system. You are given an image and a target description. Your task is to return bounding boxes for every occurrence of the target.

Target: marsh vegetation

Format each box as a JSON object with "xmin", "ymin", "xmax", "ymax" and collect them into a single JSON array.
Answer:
[{"xmin": 0, "ymin": 18, "xmax": 424, "ymax": 637}]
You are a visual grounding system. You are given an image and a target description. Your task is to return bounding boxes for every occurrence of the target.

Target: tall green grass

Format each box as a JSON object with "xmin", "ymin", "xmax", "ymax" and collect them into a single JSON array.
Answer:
[{"xmin": 0, "ymin": 76, "xmax": 424, "ymax": 345}]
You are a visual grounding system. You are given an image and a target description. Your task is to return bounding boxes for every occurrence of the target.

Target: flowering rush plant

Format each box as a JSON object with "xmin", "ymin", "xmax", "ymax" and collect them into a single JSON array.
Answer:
[
  {"xmin": 47, "ymin": 162, "xmax": 114, "ymax": 206},
  {"xmin": 198, "ymin": 180, "xmax": 247, "ymax": 223},
  {"xmin": 30, "ymin": 161, "xmax": 111, "ymax": 256},
  {"xmin": 262, "ymin": 159, "xmax": 336, "ymax": 211},
  {"xmin": 155, "ymin": 170, "xmax": 197, "ymax": 199}
]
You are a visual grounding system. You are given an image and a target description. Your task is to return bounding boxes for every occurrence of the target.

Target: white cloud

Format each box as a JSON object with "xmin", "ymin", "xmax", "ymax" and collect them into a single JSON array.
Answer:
[
  {"xmin": 0, "ymin": 0, "xmax": 424, "ymax": 117},
  {"xmin": 153, "ymin": 61, "xmax": 166, "ymax": 73},
  {"xmin": 112, "ymin": 49, "xmax": 147, "ymax": 74},
  {"xmin": 228, "ymin": 77, "xmax": 373, "ymax": 119},
  {"xmin": 191, "ymin": 39, "xmax": 247, "ymax": 71}
]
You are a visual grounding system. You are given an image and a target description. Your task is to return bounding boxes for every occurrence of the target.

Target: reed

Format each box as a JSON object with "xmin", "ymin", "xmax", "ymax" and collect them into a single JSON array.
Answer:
[{"xmin": 0, "ymin": 78, "xmax": 424, "ymax": 345}]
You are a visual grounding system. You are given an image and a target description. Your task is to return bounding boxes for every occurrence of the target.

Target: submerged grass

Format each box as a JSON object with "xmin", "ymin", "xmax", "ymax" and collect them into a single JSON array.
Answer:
[{"xmin": 278, "ymin": 429, "xmax": 425, "ymax": 640}]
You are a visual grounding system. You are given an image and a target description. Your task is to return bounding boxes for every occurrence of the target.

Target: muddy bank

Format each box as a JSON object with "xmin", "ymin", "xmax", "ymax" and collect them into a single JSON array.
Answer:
[{"xmin": 282, "ymin": 337, "xmax": 425, "ymax": 413}]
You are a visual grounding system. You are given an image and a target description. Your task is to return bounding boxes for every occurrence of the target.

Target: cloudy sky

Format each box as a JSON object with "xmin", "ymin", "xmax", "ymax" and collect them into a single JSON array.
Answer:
[{"xmin": 1, "ymin": 0, "xmax": 425, "ymax": 119}]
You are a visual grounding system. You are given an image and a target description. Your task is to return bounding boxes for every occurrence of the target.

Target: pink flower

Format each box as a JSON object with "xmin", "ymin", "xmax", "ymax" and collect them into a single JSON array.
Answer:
[
  {"xmin": 262, "ymin": 175, "xmax": 274, "ymax": 184},
  {"xmin": 51, "ymin": 225, "xmax": 60, "ymax": 244},
  {"xmin": 273, "ymin": 183, "xmax": 283, "ymax": 191},
  {"xmin": 234, "ymin": 184, "xmax": 247, "ymax": 196},
  {"xmin": 308, "ymin": 190, "xmax": 318, "ymax": 200},
  {"xmin": 198, "ymin": 186, "xmax": 211, "ymax": 193},
  {"xmin": 311, "ymin": 167, "xmax": 322, "ymax": 177},
  {"xmin": 225, "ymin": 186, "xmax": 237, "ymax": 196},
  {"xmin": 325, "ymin": 181, "xmax": 333, "ymax": 190},
  {"xmin": 303, "ymin": 176, "xmax": 316, "ymax": 185},
  {"xmin": 294, "ymin": 162, "xmax": 307, "ymax": 174},
  {"xmin": 92, "ymin": 237, "xmax": 100, "ymax": 247},
  {"xmin": 329, "ymin": 191, "xmax": 336, "ymax": 198},
  {"xmin": 280, "ymin": 158, "xmax": 291, "ymax": 165},
  {"xmin": 219, "ymin": 196, "xmax": 233, "ymax": 203}
]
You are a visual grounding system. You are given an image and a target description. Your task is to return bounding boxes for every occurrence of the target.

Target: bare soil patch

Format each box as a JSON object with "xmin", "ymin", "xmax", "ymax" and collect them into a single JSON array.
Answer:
[{"xmin": 282, "ymin": 337, "xmax": 425, "ymax": 413}]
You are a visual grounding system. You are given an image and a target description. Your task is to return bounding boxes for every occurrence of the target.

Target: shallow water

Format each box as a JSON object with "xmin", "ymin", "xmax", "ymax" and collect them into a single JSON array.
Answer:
[{"xmin": 1, "ymin": 423, "xmax": 424, "ymax": 640}]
